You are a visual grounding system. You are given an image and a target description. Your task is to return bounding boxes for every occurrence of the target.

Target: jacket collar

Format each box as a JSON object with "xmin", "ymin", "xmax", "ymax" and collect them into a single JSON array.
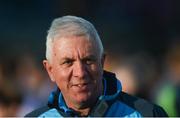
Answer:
[{"xmin": 48, "ymin": 70, "xmax": 122, "ymax": 115}]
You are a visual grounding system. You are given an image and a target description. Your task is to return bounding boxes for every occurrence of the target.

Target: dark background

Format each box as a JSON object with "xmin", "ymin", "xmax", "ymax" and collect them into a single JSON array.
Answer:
[
  {"xmin": 0, "ymin": 0, "xmax": 180, "ymax": 116},
  {"xmin": 1, "ymin": 0, "xmax": 180, "ymax": 62}
]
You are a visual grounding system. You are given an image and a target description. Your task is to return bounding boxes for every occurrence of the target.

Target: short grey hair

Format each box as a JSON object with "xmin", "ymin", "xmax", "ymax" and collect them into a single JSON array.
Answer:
[{"xmin": 46, "ymin": 15, "xmax": 104, "ymax": 62}]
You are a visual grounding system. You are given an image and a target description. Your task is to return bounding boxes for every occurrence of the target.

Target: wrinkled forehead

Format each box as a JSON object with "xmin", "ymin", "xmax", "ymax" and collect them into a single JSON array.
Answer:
[{"xmin": 52, "ymin": 36, "xmax": 101, "ymax": 58}]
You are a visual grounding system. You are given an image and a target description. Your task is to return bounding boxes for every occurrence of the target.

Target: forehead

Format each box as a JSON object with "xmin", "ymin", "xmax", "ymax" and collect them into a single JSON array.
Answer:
[{"xmin": 52, "ymin": 36, "xmax": 99, "ymax": 58}]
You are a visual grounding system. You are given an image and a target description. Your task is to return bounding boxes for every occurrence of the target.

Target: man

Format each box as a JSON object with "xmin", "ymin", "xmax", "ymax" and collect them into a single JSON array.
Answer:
[{"xmin": 26, "ymin": 16, "xmax": 168, "ymax": 117}]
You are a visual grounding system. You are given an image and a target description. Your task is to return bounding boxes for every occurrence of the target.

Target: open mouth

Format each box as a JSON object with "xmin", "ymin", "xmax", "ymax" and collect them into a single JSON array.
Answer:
[
  {"xmin": 71, "ymin": 83, "xmax": 90, "ymax": 91},
  {"xmin": 73, "ymin": 83, "xmax": 88, "ymax": 87},
  {"xmin": 77, "ymin": 83, "xmax": 87, "ymax": 87}
]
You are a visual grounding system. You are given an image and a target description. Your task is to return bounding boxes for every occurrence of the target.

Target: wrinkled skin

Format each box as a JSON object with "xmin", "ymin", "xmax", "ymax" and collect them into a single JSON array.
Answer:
[{"xmin": 43, "ymin": 36, "xmax": 105, "ymax": 115}]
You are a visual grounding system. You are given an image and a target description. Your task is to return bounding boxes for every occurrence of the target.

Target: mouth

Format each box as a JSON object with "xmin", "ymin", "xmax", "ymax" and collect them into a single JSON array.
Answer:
[
  {"xmin": 74, "ymin": 83, "xmax": 88, "ymax": 87},
  {"xmin": 71, "ymin": 83, "xmax": 90, "ymax": 91}
]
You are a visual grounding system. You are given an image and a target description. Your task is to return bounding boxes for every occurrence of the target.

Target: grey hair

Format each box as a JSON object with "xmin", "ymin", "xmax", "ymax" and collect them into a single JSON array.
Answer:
[{"xmin": 46, "ymin": 15, "xmax": 104, "ymax": 62}]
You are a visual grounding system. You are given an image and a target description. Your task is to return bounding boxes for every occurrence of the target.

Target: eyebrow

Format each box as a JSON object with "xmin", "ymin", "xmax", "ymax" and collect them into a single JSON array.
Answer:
[
  {"xmin": 84, "ymin": 55, "xmax": 97, "ymax": 59},
  {"xmin": 60, "ymin": 57, "xmax": 74, "ymax": 61}
]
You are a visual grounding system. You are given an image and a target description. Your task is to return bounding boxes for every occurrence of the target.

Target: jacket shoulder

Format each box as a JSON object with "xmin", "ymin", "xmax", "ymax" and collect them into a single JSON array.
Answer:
[
  {"xmin": 25, "ymin": 106, "xmax": 51, "ymax": 117},
  {"xmin": 119, "ymin": 91, "xmax": 168, "ymax": 117}
]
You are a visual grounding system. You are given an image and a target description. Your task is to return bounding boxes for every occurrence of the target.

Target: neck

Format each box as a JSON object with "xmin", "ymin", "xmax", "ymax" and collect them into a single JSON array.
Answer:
[
  {"xmin": 72, "ymin": 107, "xmax": 91, "ymax": 116},
  {"xmin": 67, "ymin": 95, "xmax": 99, "ymax": 116},
  {"xmin": 67, "ymin": 87, "xmax": 103, "ymax": 116}
]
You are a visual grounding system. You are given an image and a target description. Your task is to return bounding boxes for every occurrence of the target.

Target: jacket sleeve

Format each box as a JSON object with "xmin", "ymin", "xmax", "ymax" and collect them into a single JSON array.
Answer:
[
  {"xmin": 153, "ymin": 105, "xmax": 168, "ymax": 117},
  {"xmin": 119, "ymin": 91, "xmax": 168, "ymax": 117},
  {"xmin": 25, "ymin": 106, "xmax": 50, "ymax": 117}
]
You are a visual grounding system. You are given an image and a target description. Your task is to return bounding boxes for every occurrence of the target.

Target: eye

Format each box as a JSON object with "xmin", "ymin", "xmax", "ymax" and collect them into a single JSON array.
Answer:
[
  {"xmin": 84, "ymin": 58, "xmax": 95, "ymax": 65},
  {"xmin": 61, "ymin": 59, "xmax": 73, "ymax": 66}
]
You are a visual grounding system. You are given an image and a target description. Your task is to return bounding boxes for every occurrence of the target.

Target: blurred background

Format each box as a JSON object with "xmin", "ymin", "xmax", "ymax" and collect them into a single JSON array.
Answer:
[{"xmin": 0, "ymin": 0, "xmax": 180, "ymax": 116}]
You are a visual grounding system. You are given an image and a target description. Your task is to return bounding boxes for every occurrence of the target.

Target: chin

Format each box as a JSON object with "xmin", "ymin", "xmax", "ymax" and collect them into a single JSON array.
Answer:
[
  {"xmin": 74, "ymin": 93, "xmax": 92, "ymax": 104},
  {"xmin": 76, "ymin": 93, "xmax": 99, "ymax": 108},
  {"xmin": 76, "ymin": 93, "xmax": 91, "ymax": 102}
]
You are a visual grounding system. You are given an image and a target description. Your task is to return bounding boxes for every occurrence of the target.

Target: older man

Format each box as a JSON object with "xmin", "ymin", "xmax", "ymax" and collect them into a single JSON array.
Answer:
[{"xmin": 26, "ymin": 16, "xmax": 168, "ymax": 117}]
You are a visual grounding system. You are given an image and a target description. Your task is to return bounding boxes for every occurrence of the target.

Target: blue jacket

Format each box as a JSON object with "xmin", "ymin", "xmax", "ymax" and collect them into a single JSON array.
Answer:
[{"xmin": 25, "ymin": 71, "xmax": 168, "ymax": 117}]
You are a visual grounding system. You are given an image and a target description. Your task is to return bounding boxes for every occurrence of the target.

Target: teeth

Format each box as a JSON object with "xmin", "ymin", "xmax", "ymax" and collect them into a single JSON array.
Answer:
[
  {"xmin": 78, "ymin": 84, "xmax": 82, "ymax": 87},
  {"xmin": 73, "ymin": 83, "xmax": 88, "ymax": 87}
]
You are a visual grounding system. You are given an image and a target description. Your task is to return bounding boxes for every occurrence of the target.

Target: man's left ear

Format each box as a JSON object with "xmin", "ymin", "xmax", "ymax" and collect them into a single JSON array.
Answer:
[{"xmin": 101, "ymin": 53, "xmax": 106, "ymax": 68}]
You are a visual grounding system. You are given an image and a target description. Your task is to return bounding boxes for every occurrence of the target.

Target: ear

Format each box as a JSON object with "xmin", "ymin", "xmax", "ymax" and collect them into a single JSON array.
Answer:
[
  {"xmin": 101, "ymin": 53, "xmax": 106, "ymax": 68},
  {"xmin": 43, "ymin": 60, "xmax": 55, "ymax": 82}
]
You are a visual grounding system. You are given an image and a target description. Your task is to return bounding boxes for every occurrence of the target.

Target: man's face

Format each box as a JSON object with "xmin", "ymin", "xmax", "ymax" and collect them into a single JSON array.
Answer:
[{"xmin": 43, "ymin": 36, "xmax": 104, "ymax": 109}]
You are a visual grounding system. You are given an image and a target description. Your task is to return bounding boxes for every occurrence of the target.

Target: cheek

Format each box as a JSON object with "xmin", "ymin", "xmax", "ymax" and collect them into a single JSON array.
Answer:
[
  {"xmin": 53, "ymin": 67, "xmax": 71, "ymax": 90},
  {"xmin": 53, "ymin": 65, "xmax": 71, "ymax": 79},
  {"xmin": 54, "ymin": 73, "xmax": 70, "ymax": 92},
  {"xmin": 89, "ymin": 64, "xmax": 103, "ymax": 80}
]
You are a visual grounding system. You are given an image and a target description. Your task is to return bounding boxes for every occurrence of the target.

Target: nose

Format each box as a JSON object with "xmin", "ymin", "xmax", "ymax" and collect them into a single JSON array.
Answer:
[{"xmin": 73, "ymin": 61, "xmax": 87, "ymax": 78}]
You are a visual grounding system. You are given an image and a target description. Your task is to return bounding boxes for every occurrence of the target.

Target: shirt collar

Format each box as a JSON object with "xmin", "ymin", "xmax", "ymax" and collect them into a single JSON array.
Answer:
[{"xmin": 58, "ymin": 93, "xmax": 73, "ymax": 113}]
